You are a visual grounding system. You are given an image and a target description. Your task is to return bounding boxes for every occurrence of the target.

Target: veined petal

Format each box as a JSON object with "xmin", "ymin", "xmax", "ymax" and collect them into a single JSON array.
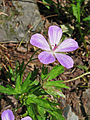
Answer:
[
  {"xmin": 55, "ymin": 39, "xmax": 79, "ymax": 52},
  {"xmin": 1, "ymin": 109, "xmax": 15, "ymax": 120},
  {"xmin": 55, "ymin": 53, "xmax": 74, "ymax": 69},
  {"xmin": 30, "ymin": 33, "xmax": 50, "ymax": 51},
  {"xmin": 48, "ymin": 25, "xmax": 62, "ymax": 47},
  {"xmin": 38, "ymin": 51, "xmax": 55, "ymax": 64},
  {"xmin": 21, "ymin": 116, "xmax": 32, "ymax": 120}
]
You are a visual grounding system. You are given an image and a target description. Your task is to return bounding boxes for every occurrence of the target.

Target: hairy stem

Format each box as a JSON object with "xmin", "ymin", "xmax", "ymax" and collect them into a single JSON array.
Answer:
[{"xmin": 64, "ymin": 72, "xmax": 90, "ymax": 83}]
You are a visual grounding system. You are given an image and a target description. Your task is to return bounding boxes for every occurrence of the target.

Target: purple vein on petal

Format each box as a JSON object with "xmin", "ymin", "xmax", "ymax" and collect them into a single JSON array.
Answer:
[
  {"xmin": 55, "ymin": 53, "xmax": 74, "ymax": 69},
  {"xmin": 55, "ymin": 39, "xmax": 79, "ymax": 52},
  {"xmin": 30, "ymin": 33, "xmax": 50, "ymax": 51},
  {"xmin": 38, "ymin": 51, "xmax": 55, "ymax": 64},
  {"xmin": 48, "ymin": 25, "xmax": 62, "ymax": 47}
]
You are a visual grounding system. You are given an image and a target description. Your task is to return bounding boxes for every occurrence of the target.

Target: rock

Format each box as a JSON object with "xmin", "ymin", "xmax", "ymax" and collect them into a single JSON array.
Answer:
[
  {"xmin": 0, "ymin": 0, "xmax": 43, "ymax": 42},
  {"xmin": 82, "ymin": 89, "xmax": 90, "ymax": 119},
  {"xmin": 13, "ymin": 0, "xmax": 43, "ymax": 32},
  {"xmin": 0, "ymin": 28, "xmax": 7, "ymax": 41},
  {"xmin": 63, "ymin": 105, "xmax": 79, "ymax": 120}
]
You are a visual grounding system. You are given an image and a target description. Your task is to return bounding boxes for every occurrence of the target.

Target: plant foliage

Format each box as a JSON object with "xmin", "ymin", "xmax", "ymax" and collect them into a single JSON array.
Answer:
[{"xmin": 0, "ymin": 60, "xmax": 69, "ymax": 119}]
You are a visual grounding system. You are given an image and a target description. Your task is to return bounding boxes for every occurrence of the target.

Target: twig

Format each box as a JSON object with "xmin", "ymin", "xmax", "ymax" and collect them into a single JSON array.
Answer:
[
  {"xmin": 79, "ymin": 86, "xmax": 90, "ymax": 88},
  {"xmin": 37, "ymin": 0, "xmax": 50, "ymax": 6},
  {"xmin": 45, "ymin": 14, "xmax": 58, "ymax": 19},
  {"xmin": 0, "ymin": 12, "xmax": 8, "ymax": 16},
  {"xmin": 64, "ymin": 72, "xmax": 90, "ymax": 83},
  {"xmin": 0, "ymin": 41, "xmax": 24, "ymax": 44},
  {"xmin": 0, "ymin": 44, "xmax": 7, "ymax": 49}
]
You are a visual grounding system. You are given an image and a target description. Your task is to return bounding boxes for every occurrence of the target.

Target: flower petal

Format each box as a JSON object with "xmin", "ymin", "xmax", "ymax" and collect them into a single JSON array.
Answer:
[
  {"xmin": 1, "ymin": 109, "xmax": 15, "ymax": 120},
  {"xmin": 55, "ymin": 53, "xmax": 74, "ymax": 69},
  {"xmin": 21, "ymin": 116, "xmax": 32, "ymax": 120},
  {"xmin": 38, "ymin": 51, "xmax": 55, "ymax": 64},
  {"xmin": 48, "ymin": 25, "xmax": 62, "ymax": 47},
  {"xmin": 30, "ymin": 33, "xmax": 50, "ymax": 51},
  {"xmin": 55, "ymin": 39, "xmax": 79, "ymax": 52}
]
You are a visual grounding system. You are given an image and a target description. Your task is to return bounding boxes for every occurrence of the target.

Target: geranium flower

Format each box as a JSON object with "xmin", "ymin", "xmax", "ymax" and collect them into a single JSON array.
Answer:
[
  {"xmin": 1, "ymin": 109, "xmax": 32, "ymax": 120},
  {"xmin": 30, "ymin": 25, "xmax": 79, "ymax": 69}
]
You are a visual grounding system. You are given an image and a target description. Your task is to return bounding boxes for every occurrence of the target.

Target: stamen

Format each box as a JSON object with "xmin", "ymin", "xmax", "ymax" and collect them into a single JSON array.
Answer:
[{"xmin": 52, "ymin": 44, "xmax": 57, "ymax": 51}]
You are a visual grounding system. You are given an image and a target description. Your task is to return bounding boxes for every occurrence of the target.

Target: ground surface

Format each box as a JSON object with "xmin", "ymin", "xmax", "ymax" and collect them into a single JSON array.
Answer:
[{"xmin": 0, "ymin": 39, "xmax": 90, "ymax": 120}]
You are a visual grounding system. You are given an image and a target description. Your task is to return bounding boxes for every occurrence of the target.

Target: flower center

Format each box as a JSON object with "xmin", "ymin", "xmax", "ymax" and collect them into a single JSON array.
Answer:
[{"xmin": 52, "ymin": 44, "xmax": 57, "ymax": 51}]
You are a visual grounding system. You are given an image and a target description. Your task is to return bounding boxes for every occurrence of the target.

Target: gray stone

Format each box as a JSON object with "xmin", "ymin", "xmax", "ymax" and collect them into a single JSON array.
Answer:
[
  {"xmin": 82, "ymin": 89, "xmax": 90, "ymax": 119},
  {"xmin": 63, "ymin": 105, "xmax": 79, "ymax": 120},
  {"xmin": 0, "ymin": 0, "xmax": 43, "ymax": 42},
  {"xmin": 13, "ymin": 0, "xmax": 43, "ymax": 31},
  {"xmin": 0, "ymin": 28, "xmax": 7, "ymax": 41}
]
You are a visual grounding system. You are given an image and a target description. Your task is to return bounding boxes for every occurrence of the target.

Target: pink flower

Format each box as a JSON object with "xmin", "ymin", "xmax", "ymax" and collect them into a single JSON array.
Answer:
[
  {"xmin": 21, "ymin": 116, "xmax": 32, "ymax": 120},
  {"xmin": 30, "ymin": 25, "xmax": 79, "ymax": 69},
  {"xmin": 1, "ymin": 109, "xmax": 15, "ymax": 120},
  {"xmin": 1, "ymin": 109, "xmax": 32, "ymax": 120}
]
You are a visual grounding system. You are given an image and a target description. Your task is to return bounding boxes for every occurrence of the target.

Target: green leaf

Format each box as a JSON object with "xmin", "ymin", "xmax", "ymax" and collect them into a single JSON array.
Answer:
[
  {"xmin": 6, "ymin": 66, "xmax": 15, "ymax": 81},
  {"xmin": 44, "ymin": 86, "xmax": 65, "ymax": 98},
  {"xmin": 8, "ymin": 66, "xmax": 15, "ymax": 81},
  {"xmin": 37, "ymin": 115, "xmax": 45, "ymax": 120},
  {"xmin": 8, "ymin": 66, "xmax": 13, "ymax": 74},
  {"xmin": 43, "ymin": 80, "xmax": 69, "ymax": 98},
  {"xmin": 21, "ymin": 73, "xmax": 32, "ymax": 93},
  {"xmin": 77, "ymin": 1, "xmax": 80, "ymax": 23},
  {"xmin": 27, "ymin": 104, "xmax": 46, "ymax": 120},
  {"xmin": 45, "ymin": 80, "xmax": 69, "ymax": 89},
  {"xmin": 26, "ymin": 94, "xmax": 58, "ymax": 110},
  {"xmin": 26, "ymin": 94, "xmax": 64, "ymax": 120},
  {"xmin": 14, "ymin": 61, "xmax": 25, "ymax": 81},
  {"xmin": 71, "ymin": 4, "xmax": 78, "ymax": 19},
  {"xmin": 41, "ymin": 65, "xmax": 48, "ymax": 80},
  {"xmin": 0, "ymin": 85, "xmax": 16, "ymax": 95},
  {"xmin": 42, "ymin": 0, "xmax": 55, "ymax": 9},
  {"xmin": 18, "ymin": 61, "xmax": 25, "ymax": 74},
  {"xmin": 47, "ymin": 108, "xmax": 65, "ymax": 120},
  {"xmin": 27, "ymin": 104, "xmax": 38, "ymax": 120},
  {"xmin": 71, "ymin": 0, "xmax": 81, "ymax": 23},
  {"xmin": 83, "ymin": 16, "xmax": 90, "ymax": 21},
  {"xmin": 44, "ymin": 65, "xmax": 64, "ymax": 81},
  {"xmin": 42, "ymin": 0, "xmax": 50, "ymax": 9},
  {"xmin": 31, "ymin": 67, "xmax": 39, "ymax": 81},
  {"xmin": 37, "ymin": 106, "xmax": 45, "ymax": 117},
  {"xmin": 15, "ymin": 75, "xmax": 22, "ymax": 94}
]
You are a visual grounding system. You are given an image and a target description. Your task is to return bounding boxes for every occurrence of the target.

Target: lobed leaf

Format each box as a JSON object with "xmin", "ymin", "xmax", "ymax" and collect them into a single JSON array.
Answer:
[
  {"xmin": 27, "ymin": 104, "xmax": 38, "ymax": 120},
  {"xmin": 45, "ymin": 80, "xmax": 69, "ymax": 89},
  {"xmin": 15, "ymin": 75, "xmax": 22, "ymax": 94},
  {"xmin": 26, "ymin": 94, "xmax": 64, "ymax": 120},
  {"xmin": 44, "ymin": 65, "xmax": 64, "ymax": 81},
  {"xmin": 44, "ymin": 86, "xmax": 65, "ymax": 98},
  {"xmin": 26, "ymin": 94, "xmax": 58, "ymax": 110},
  {"xmin": 0, "ymin": 85, "xmax": 16, "ymax": 95},
  {"xmin": 83, "ymin": 16, "xmax": 90, "ymax": 21},
  {"xmin": 47, "ymin": 109, "xmax": 64, "ymax": 120},
  {"xmin": 21, "ymin": 73, "xmax": 32, "ymax": 93}
]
